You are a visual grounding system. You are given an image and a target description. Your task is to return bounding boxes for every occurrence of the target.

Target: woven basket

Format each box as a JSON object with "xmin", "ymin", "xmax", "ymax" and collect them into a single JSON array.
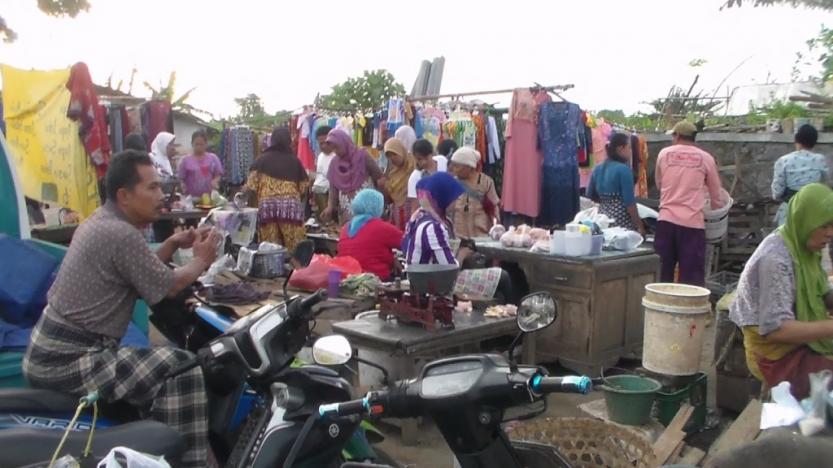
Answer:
[{"xmin": 509, "ymin": 417, "xmax": 656, "ymax": 468}]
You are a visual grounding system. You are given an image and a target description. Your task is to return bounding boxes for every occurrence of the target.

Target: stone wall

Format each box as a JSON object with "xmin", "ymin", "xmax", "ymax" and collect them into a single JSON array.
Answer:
[{"xmin": 644, "ymin": 133, "xmax": 833, "ymax": 204}]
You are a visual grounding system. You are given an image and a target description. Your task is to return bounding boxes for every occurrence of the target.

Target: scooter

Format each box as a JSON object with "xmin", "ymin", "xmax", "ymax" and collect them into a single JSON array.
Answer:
[
  {"xmin": 0, "ymin": 288, "xmax": 398, "ymax": 467},
  {"xmin": 304, "ymin": 292, "xmax": 593, "ymax": 468}
]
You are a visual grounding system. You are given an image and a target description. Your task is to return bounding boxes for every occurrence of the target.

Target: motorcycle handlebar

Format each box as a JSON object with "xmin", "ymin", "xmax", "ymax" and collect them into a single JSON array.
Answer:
[
  {"xmin": 529, "ymin": 375, "xmax": 592, "ymax": 395},
  {"xmin": 287, "ymin": 289, "xmax": 327, "ymax": 320}
]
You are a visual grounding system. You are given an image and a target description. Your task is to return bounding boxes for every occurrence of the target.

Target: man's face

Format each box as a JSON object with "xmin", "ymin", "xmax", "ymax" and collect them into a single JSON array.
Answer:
[
  {"xmin": 317, "ymin": 135, "xmax": 332, "ymax": 154},
  {"xmin": 415, "ymin": 155, "xmax": 431, "ymax": 171},
  {"xmin": 120, "ymin": 164, "xmax": 164, "ymax": 223}
]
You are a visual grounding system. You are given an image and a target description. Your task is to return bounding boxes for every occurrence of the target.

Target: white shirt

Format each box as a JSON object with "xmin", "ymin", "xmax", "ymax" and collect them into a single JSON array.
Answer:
[
  {"xmin": 407, "ymin": 156, "xmax": 448, "ymax": 198},
  {"xmin": 313, "ymin": 152, "xmax": 336, "ymax": 193}
]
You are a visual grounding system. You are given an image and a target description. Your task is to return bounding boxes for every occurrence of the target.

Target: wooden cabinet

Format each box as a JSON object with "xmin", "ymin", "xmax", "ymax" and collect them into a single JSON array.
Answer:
[{"xmin": 477, "ymin": 242, "xmax": 660, "ymax": 375}]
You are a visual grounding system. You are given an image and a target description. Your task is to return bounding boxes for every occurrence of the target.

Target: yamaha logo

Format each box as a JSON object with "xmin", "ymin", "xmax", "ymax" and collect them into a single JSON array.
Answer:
[{"xmin": 328, "ymin": 423, "xmax": 340, "ymax": 438}]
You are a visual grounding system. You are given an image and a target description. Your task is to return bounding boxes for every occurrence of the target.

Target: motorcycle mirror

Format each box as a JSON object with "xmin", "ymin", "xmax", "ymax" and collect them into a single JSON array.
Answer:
[
  {"xmin": 293, "ymin": 240, "xmax": 315, "ymax": 268},
  {"xmin": 312, "ymin": 335, "xmax": 353, "ymax": 366},
  {"xmin": 516, "ymin": 292, "xmax": 557, "ymax": 333}
]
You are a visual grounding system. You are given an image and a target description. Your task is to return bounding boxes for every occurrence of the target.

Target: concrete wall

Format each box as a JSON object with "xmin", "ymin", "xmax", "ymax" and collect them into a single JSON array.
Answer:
[
  {"xmin": 173, "ymin": 117, "xmax": 206, "ymax": 156},
  {"xmin": 644, "ymin": 133, "xmax": 833, "ymax": 203}
]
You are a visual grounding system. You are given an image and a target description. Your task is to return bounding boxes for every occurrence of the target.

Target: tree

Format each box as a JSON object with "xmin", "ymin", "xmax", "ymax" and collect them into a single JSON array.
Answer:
[
  {"xmin": 319, "ymin": 70, "xmax": 406, "ymax": 113},
  {"xmin": 231, "ymin": 94, "xmax": 290, "ymax": 129},
  {"xmin": 723, "ymin": 0, "xmax": 833, "ymax": 9},
  {"xmin": 2, "ymin": 0, "xmax": 90, "ymax": 43}
]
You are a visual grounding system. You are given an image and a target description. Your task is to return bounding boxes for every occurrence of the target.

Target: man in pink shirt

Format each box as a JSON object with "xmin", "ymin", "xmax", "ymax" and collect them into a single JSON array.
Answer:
[{"xmin": 655, "ymin": 121, "xmax": 725, "ymax": 286}]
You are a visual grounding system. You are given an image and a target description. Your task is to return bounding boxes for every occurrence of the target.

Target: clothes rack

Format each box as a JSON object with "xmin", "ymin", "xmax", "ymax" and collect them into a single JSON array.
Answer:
[{"xmin": 406, "ymin": 84, "xmax": 574, "ymax": 102}]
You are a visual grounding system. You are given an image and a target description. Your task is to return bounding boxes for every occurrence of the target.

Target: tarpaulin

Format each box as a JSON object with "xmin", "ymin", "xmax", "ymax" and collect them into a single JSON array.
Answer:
[{"xmin": 1, "ymin": 65, "xmax": 100, "ymax": 218}]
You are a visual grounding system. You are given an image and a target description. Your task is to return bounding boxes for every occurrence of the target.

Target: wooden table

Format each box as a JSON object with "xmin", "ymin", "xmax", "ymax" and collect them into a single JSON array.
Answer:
[
  {"xmin": 332, "ymin": 310, "xmax": 534, "ymax": 444},
  {"xmin": 306, "ymin": 232, "xmax": 339, "ymax": 256},
  {"xmin": 156, "ymin": 209, "xmax": 208, "ymax": 222},
  {"xmin": 473, "ymin": 238, "xmax": 660, "ymax": 374}
]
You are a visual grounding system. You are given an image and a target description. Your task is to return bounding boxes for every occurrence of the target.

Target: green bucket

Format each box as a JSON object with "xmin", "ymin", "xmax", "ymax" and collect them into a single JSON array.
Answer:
[{"xmin": 601, "ymin": 374, "xmax": 662, "ymax": 426}]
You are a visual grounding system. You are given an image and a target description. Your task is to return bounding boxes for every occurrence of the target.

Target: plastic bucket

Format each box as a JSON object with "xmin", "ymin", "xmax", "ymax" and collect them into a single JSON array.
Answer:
[
  {"xmin": 704, "ymin": 188, "xmax": 732, "ymax": 243},
  {"xmin": 601, "ymin": 375, "xmax": 662, "ymax": 425},
  {"xmin": 642, "ymin": 283, "xmax": 711, "ymax": 376}
]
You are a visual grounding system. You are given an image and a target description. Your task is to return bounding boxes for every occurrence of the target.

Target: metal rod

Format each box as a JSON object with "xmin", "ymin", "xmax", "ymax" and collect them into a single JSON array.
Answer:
[{"xmin": 408, "ymin": 84, "xmax": 574, "ymax": 102}]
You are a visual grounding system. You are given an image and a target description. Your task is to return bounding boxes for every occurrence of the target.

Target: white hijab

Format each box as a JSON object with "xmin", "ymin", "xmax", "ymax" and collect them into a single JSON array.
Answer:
[
  {"xmin": 150, "ymin": 132, "xmax": 175, "ymax": 177},
  {"xmin": 394, "ymin": 126, "xmax": 417, "ymax": 155}
]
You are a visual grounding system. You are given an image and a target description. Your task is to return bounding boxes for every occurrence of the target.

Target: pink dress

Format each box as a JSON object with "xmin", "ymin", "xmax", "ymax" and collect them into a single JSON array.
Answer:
[{"xmin": 502, "ymin": 89, "xmax": 549, "ymax": 218}]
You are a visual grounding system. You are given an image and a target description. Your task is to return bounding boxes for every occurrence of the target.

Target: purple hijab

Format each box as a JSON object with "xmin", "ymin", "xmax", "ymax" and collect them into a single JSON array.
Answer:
[{"xmin": 326, "ymin": 129, "xmax": 369, "ymax": 193}]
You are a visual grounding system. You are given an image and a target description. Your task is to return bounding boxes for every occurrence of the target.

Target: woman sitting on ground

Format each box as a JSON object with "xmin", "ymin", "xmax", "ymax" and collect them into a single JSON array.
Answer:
[
  {"xmin": 586, "ymin": 132, "xmax": 645, "ymax": 235},
  {"xmin": 337, "ymin": 189, "xmax": 403, "ymax": 281},
  {"xmin": 403, "ymin": 172, "xmax": 516, "ymax": 304},
  {"xmin": 729, "ymin": 183, "xmax": 833, "ymax": 398}
]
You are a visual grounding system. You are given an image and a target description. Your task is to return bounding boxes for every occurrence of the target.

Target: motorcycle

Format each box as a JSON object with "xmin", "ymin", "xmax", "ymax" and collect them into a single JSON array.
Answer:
[
  {"xmin": 304, "ymin": 292, "xmax": 593, "ymax": 468},
  {"xmin": 0, "ymin": 282, "xmax": 396, "ymax": 467}
]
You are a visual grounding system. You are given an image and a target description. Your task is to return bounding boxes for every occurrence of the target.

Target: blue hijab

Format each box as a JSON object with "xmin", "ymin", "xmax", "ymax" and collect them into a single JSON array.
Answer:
[
  {"xmin": 348, "ymin": 189, "xmax": 384, "ymax": 238},
  {"xmin": 416, "ymin": 172, "xmax": 465, "ymax": 219}
]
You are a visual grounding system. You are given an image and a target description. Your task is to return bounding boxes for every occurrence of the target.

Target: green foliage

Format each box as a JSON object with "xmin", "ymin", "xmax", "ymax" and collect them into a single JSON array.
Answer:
[
  {"xmin": 806, "ymin": 25, "xmax": 833, "ymax": 83},
  {"xmin": 757, "ymin": 99, "xmax": 809, "ymax": 119},
  {"xmin": 231, "ymin": 94, "xmax": 290, "ymax": 130},
  {"xmin": 2, "ymin": 0, "xmax": 90, "ymax": 43},
  {"xmin": 320, "ymin": 70, "xmax": 406, "ymax": 112},
  {"xmin": 595, "ymin": 110, "xmax": 659, "ymax": 132}
]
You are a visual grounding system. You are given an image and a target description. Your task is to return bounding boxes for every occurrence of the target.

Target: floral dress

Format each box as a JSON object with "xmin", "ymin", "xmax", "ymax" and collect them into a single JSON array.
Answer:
[{"xmin": 245, "ymin": 171, "xmax": 309, "ymax": 252}]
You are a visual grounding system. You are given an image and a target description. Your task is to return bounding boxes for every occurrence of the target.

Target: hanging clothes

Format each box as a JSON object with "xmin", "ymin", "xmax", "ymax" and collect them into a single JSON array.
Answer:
[
  {"xmin": 473, "ymin": 114, "xmax": 488, "ymax": 169},
  {"xmin": 66, "ymin": 62, "xmax": 110, "ymax": 178},
  {"xmin": 484, "ymin": 113, "xmax": 506, "ymax": 197},
  {"xmin": 537, "ymin": 101, "xmax": 581, "ymax": 227},
  {"xmin": 636, "ymin": 135, "xmax": 649, "ymax": 198},
  {"xmin": 141, "ymin": 100, "xmax": 173, "ymax": 147},
  {"xmin": 502, "ymin": 89, "xmax": 545, "ymax": 218},
  {"xmin": 486, "ymin": 115, "xmax": 502, "ymax": 165}
]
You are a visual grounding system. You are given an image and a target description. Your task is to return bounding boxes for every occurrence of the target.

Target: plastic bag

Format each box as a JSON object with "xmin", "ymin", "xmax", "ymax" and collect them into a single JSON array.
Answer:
[
  {"xmin": 489, "ymin": 224, "xmax": 506, "ymax": 241},
  {"xmin": 602, "ymin": 227, "xmax": 644, "ymax": 251},
  {"xmin": 288, "ymin": 255, "xmax": 362, "ymax": 292},
  {"xmin": 97, "ymin": 447, "xmax": 170, "ymax": 468},
  {"xmin": 573, "ymin": 207, "xmax": 613, "ymax": 230},
  {"xmin": 198, "ymin": 254, "xmax": 236, "ymax": 286}
]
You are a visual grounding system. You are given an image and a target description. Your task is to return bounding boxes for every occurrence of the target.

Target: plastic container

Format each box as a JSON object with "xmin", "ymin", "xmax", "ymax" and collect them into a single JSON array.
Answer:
[
  {"xmin": 327, "ymin": 270, "xmax": 343, "ymax": 298},
  {"xmin": 590, "ymin": 235, "xmax": 604, "ymax": 256},
  {"xmin": 565, "ymin": 223, "xmax": 592, "ymax": 257},
  {"xmin": 642, "ymin": 283, "xmax": 712, "ymax": 376},
  {"xmin": 704, "ymin": 188, "xmax": 733, "ymax": 243},
  {"xmin": 656, "ymin": 372, "xmax": 707, "ymax": 433},
  {"xmin": 249, "ymin": 248, "xmax": 287, "ymax": 279},
  {"xmin": 550, "ymin": 231, "xmax": 567, "ymax": 255},
  {"xmin": 601, "ymin": 374, "xmax": 662, "ymax": 425},
  {"xmin": 0, "ymin": 351, "xmax": 26, "ymax": 388}
]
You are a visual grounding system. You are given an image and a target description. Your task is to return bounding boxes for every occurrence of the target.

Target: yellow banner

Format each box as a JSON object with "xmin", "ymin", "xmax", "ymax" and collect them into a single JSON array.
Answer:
[{"xmin": 1, "ymin": 65, "xmax": 100, "ymax": 218}]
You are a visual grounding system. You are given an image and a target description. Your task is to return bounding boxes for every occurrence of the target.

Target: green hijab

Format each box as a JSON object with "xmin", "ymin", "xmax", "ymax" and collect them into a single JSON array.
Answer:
[{"xmin": 779, "ymin": 183, "xmax": 833, "ymax": 354}]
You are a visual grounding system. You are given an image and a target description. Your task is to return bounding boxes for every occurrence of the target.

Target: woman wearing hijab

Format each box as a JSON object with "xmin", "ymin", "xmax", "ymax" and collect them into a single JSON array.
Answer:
[
  {"xmin": 394, "ymin": 125, "xmax": 417, "ymax": 155},
  {"xmin": 244, "ymin": 127, "xmax": 309, "ymax": 251},
  {"xmin": 382, "ymin": 138, "xmax": 416, "ymax": 230},
  {"xmin": 403, "ymin": 172, "xmax": 515, "ymax": 304},
  {"xmin": 449, "ymin": 147, "xmax": 500, "ymax": 239},
  {"xmin": 322, "ymin": 129, "xmax": 384, "ymax": 225},
  {"xmin": 729, "ymin": 183, "xmax": 833, "ymax": 398},
  {"xmin": 586, "ymin": 133, "xmax": 645, "ymax": 235},
  {"xmin": 149, "ymin": 132, "xmax": 176, "ymax": 178},
  {"xmin": 337, "ymin": 189, "xmax": 404, "ymax": 281}
]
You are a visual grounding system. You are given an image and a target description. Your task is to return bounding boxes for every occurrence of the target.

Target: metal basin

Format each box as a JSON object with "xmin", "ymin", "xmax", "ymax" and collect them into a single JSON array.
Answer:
[{"xmin": 406, "ymin": 263, "xmax": 459, "ymax": 296}]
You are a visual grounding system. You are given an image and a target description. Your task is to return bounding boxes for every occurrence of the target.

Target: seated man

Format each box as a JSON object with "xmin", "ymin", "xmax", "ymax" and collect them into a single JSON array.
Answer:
[
  {"xmin": 729, "ymin": 183, "xmax": 833, "ymax": 398},
  {"xmin": 402, "ymin": 172, "xmax": 515, "ymax": 304},
  {"xmin": 23, "ymin": 150, "xmax": 223, "ymax": 467}
]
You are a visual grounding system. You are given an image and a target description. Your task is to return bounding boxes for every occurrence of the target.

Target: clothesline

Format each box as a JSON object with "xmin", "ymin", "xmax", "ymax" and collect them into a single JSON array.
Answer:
[{"xmin": 406, "ymin": 83, "xmax": 574, "ymax": 102}]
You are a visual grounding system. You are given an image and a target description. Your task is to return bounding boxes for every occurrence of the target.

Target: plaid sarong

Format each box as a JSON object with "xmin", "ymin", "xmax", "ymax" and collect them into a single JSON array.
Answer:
[{"xmin": 23, "ymin": 308, "xmax": 208, "ymax": 467}]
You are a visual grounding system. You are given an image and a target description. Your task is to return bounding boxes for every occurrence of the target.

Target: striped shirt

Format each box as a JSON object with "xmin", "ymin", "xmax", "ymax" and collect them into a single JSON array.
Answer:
[{"xmin": 403, "ymin": 210, "xmax": 457, "ymax": 265}]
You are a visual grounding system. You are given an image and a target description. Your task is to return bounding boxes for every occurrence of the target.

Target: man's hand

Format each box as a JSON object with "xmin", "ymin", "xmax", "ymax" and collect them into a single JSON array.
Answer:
[
  {"xmin": 192, "ymin": 228, "xmax": 222, "ymax": 269},
  {"xmin": 170, "ymin": 227, "xmax": 211, "ymax": 250}
]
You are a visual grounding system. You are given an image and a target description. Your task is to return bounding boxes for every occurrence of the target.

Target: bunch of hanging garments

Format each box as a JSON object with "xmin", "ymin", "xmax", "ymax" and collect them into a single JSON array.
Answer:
[{"xmin": 218, "ymin": 126, "xmax": 256, "ymax": 185}]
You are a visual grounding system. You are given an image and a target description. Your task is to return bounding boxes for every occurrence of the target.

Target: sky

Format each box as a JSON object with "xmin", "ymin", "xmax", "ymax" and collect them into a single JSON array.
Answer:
[{"xmin": 2, "ymin": 0, "xmax": 832, "ymax": 119}]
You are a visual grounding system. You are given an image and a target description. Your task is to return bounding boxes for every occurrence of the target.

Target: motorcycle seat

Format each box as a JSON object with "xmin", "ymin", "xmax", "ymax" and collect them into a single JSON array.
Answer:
[
  {"xmin": 0, "ymin": 388, "xmax": 80, "ymax": 413},
  {"xmin": 0, "ymin": 420, "xmax": 185, "ymax": 467}
]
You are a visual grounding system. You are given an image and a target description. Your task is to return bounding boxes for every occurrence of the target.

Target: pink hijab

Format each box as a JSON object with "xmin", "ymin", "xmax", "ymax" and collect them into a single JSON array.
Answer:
[{"xmin": 326, "ymin": 129, "xmax": 369, "ymax": 193}]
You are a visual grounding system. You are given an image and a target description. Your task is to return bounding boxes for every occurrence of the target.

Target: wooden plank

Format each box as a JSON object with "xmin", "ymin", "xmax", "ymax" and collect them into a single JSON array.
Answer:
[
  {"xmin": 703, "ymin": 399, "xmax": 762, "ymax": 466},
  {"xmin": 678, "ymin": 446, "xmax": 707, "ymax": 465},
  {"xmin": 653, "ymin": 404, "xmax": 694, "ymax": 465}
]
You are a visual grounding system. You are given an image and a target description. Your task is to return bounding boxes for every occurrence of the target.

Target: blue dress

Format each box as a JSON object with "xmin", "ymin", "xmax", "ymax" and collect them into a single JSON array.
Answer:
[{"xmin": 537, "ymin": 102, "xmax": 581, "ymax": 226}]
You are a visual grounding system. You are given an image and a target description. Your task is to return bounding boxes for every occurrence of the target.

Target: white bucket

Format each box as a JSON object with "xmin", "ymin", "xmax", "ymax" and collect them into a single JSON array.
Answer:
[
  {"xmin": 704, "ymin": 189, "xmax": 733, "ymax": 243},
  {"xmin": 642, "ymin": 283, "xmax": 711, "ymax": 376}
]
